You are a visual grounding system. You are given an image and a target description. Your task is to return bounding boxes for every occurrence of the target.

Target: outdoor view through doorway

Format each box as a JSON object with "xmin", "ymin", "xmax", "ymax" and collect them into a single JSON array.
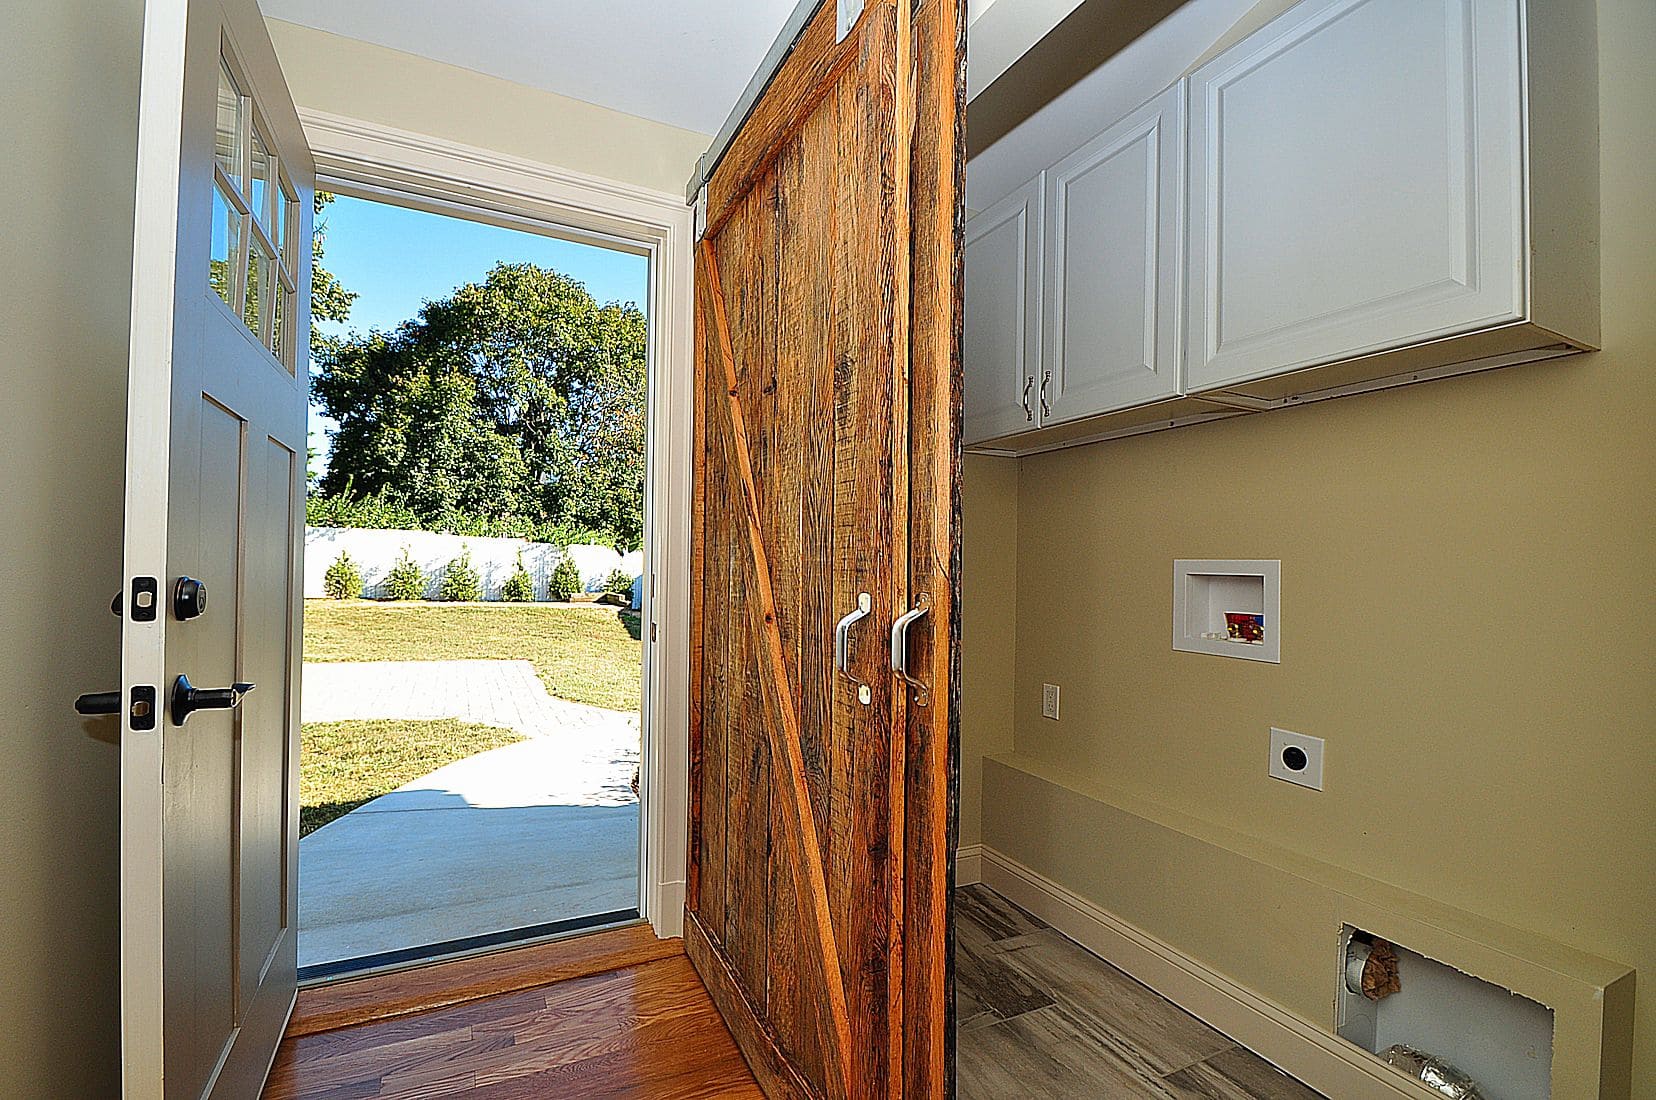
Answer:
[{"xmin": 297, "ymin": 193, "xmax": 648, "ymax": 978}]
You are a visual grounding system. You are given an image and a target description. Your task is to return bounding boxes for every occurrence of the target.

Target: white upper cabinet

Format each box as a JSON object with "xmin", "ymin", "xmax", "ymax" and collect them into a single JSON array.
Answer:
[
  {"xmin": 1184, "ymin": 0, "xmax": 1598, "ymax": 394},
  {"xmin": 964, "ymin": 175, "xmax": 1043, "ymax": 445},
  {"xmin": 1042, "ymin": 83, "xmax": 1184, "ymax": 426}
]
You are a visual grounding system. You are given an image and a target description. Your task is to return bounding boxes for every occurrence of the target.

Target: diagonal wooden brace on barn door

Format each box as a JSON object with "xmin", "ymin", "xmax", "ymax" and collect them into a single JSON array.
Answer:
[{"xmin": 698, "ymin": 240, "xmax": 854, "ymax": 1100}]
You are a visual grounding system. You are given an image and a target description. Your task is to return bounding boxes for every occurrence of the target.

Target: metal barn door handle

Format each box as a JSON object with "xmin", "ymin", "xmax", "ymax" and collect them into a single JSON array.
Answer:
[
  {"xmin": 835, "ymin": 592, "xmax": 873, "ymax": 705},
  {"xmin": 890, "ymin": 593, "xmax": 931, "ymax": 706}
]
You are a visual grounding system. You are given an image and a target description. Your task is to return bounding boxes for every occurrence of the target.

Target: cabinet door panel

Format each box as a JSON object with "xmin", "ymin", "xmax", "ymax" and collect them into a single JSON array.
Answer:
[
  {"xmin": 964, "ymin": 176, "xmax": 1041, "ymax": 445},
  {"xmin": 1186, "ymin": 0, "xmax": 1524, "ymax": 392},
  {"xmin": 1042, "ymin": 84, "xmax": 1183, "ymax": 425}
]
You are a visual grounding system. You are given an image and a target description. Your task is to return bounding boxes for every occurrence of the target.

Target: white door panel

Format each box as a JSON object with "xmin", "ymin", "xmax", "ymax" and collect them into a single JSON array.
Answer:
[
  {"xmin": 1185, "ymin": 0, "xmax": 1524, "ymax": 392},
  {"xmin": 1041, "ymin": 83, "xmax": 1183, "ymax": 424},
  {"xmin": 122, "ymin": 1, "xmax": 310, "ymax": 1096},
  {"xmin": 963, "ymin": 175, "xmax": 1042, "ymax": 444}
]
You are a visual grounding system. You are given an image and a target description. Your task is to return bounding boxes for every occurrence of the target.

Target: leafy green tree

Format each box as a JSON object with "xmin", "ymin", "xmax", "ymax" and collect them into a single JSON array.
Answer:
[
  {"xmin": 312, "ymin": 263, "xmax": 646, "ymax": 548},
  {"xmin": 323, "ymin": 550, "xmax": 362, "ymax": 600},
  {"xmin": 310, "ymin": 192, "xmax": 358, "ymax": 353},
  {"xmin": 383, "ymin": 547, "xmax": 426, "ymax": 601},
  {"xmin": 438, "ymin": 550, "xmax": 481, "ymax": 602}
]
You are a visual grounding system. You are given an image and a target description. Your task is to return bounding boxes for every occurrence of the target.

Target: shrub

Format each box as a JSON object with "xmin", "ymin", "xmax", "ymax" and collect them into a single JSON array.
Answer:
[
  {"xmin": 383, "ymin": 547, "xmax": 426, "ymax": 601},
  {"xmin": 547, "ymin": 556, "xmax": 582, "ymax": 602},
  {"xmin": 604, "ymin": 568, "xmax": 635, "ymax": 599},
  {"xmin": 322, "ymin": 550, "xmax": 362, "ymax": 600},
  {"xmin": 438, "ymin": 550, "xmax": 481, "ymax": 602},
  {"xmin": 502, "ymin": 555, "xmax": 535, "ymax": 602}
]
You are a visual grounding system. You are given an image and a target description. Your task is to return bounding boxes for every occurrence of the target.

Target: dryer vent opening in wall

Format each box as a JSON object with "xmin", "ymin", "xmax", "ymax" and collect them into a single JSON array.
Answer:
[{"xmin": 1338, "ymin": 926, "xmax": 1555, "ymax": 1099}]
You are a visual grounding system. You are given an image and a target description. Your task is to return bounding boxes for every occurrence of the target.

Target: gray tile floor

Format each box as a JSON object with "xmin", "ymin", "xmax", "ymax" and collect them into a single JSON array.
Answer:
[{"xmin": 956, "ymin": 885, "xmax": 1325, "ymax": 1099}]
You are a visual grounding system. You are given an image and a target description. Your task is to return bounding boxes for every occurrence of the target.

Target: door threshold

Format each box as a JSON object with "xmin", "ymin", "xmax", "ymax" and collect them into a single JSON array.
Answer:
[
  {"xmin": 299, "ymin": 907, "xmax": 642, "ymax": 985},
  {"xmin": 288, "ymin": 911, "xmax": 675, "ymax": 1038}
]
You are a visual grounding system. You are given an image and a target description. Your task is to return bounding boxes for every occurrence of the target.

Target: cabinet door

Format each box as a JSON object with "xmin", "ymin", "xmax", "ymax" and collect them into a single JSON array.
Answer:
[
  {"xmin": 1041, "ymin": 84, "xmax": 1184, "ymax": 426},
  {"xmin": 964, "ymin": 176, "xmax": 1041, "ymax": 445},
  {"xmin": 1185, "ymin": 0, "xmax": 1524, "ymax": 392}
]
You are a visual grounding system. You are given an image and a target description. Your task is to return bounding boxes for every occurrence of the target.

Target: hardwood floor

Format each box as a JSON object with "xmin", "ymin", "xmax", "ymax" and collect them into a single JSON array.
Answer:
[
  {"xmin": 956, "ymin": 885, "xmax": 1324, "ymax": 1099},
  {"xmin": 263, "ymin": 952, "xmax": 762, "ymax": 1099},
  {"xmin": 267, "ymin": 887, "xmax": 1323, "ymax": 1098}
]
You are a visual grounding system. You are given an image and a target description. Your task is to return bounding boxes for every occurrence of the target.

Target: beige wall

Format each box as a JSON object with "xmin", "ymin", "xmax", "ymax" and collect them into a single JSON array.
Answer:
[
  {"xmin": 265, "ymin": 20, "xmax": 710, "ymax": 196},
  {"xmin": 0, "ymin": 2, "xmax": 142, "ymax": 1095},
  {"xmin": 974, "ymin": 0, "xmax": 1654, "ymax": 1088},
  {"xmin": 959, "ymin": 454, "xmax": 1019, "ymax": 847}
]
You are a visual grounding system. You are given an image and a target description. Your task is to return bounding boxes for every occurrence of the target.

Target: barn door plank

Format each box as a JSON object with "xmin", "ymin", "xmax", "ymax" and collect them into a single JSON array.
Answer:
[{"xmin": 701, "ymin": 239, "xmax": 853, "ymax": 1099}]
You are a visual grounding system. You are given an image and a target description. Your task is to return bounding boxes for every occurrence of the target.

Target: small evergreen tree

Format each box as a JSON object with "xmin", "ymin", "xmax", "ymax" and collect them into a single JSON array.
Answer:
[
  {"xmin": 502, "ymin": 554, "xmax": 535, "ymax": 602},
  {"xmin": 323, "ymin": 550, "xmax": 363, "ymax": 600},
  {"xmin": 438, "ymin": 550, "xmax": 481, "ymax": 602},
  {"xmin": 604, "ymin": 568, "xmax": 635, "ymax": 599},
  {"xmin": 383, "ymin": 547, "xmax": 426, "ymax": 601},
  {"xmin": 547, "ymin": 556, "xmax": 582, "ymax": 602}
]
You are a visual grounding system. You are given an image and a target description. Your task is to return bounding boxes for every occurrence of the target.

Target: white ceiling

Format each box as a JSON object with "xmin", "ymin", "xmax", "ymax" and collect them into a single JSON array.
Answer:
[{"xmin": 259, "ymin": 0, "xmax": 802, "ymax": 135}]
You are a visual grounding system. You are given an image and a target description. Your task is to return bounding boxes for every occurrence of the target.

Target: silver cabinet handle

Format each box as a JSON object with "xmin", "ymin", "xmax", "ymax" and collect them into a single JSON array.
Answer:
[
  {"xmin": 835, "ymin": 592, "xmax": 872, "ymax": 705},
  {"xmin": 1039, "ymin": 370, "xmax": 1052, "ymax": 419},
  {"xmin": 1021, "ymin": 376, "xmax": 1034, "ymax": 421},
  {"xmin": 890, "ymin": 593, "xmax": 931, "ymax": 706}
]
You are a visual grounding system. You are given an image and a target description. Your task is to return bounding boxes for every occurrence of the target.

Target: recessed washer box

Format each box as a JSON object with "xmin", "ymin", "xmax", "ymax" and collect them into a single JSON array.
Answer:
[{"xmin": 1172, "ymin": 559, "xmax": 1280, "ymax": 663}]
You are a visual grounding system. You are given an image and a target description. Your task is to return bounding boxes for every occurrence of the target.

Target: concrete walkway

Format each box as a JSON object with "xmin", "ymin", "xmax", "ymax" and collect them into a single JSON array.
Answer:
[{"xmin": 298, "ymin": 659, "xmax": 640, "ymax": 970}]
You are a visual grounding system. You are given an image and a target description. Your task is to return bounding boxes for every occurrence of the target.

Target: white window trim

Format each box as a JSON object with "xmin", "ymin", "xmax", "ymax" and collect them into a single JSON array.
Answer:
[{"xmin": 297, "ymin": 107, "xmax": 694, "ymax": 940}]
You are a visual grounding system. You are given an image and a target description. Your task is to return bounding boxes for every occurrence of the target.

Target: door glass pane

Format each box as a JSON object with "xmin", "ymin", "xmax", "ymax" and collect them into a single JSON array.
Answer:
[
  {"xmin": 250, "ymin": 125, "xmax": 273, "ymax": 229},
  {"xmin": 211, "ymin": 183, "xmax": 241, "ymax": 307},
  {"xmin": 245, "ymin": 239, "xmax": 272, "ymax": 337},
  {"xmin": 272, "ymin": 285, "xmax": 287, "ymax": 364},
  {"xmin": 216, "ymin": 62, "xmax": 243, "ymax": 182}
]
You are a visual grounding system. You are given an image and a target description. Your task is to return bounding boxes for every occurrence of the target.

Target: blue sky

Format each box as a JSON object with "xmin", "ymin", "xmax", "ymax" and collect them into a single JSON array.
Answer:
[{"xmin": 308, "ymin": 194, "xmax": 649, "ymax": 468}]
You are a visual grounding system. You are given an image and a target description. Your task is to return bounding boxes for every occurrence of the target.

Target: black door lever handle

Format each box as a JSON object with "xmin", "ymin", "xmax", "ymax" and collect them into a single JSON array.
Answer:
[
  {"xmin": 75, "ymin": 691, "xmax": 122, "ymax": 716},
  {"xmin": 171, "ymin": 674, "xmax": 254, "ymax": 726}
]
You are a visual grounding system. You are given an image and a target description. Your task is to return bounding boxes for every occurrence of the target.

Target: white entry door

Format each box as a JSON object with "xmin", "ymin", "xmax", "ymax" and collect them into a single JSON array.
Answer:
[{"xmin": 119, "ymin": 0, "xmax": 311, "ymax": 1095}]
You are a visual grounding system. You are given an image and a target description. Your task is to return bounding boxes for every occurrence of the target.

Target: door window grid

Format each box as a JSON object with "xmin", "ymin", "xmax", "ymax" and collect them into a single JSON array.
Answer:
[{"xmin": 211, "ymin": 51, "xmax": 298, "ymax": 371}]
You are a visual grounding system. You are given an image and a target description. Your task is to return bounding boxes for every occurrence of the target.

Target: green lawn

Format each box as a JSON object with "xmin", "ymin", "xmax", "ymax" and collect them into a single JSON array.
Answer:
[
  {"xmin": 303, "ymin": 601, "xmax": 643, "ymax": 712},
  {"xmin": 300, "ymin": 717, "xmax": 524, "ymax": 836}
]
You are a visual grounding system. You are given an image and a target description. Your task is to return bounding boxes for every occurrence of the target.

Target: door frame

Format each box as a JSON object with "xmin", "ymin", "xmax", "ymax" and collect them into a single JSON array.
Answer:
[{"xmin": 296, "ymin": 108, "xmax": 696, "ymax": 940}]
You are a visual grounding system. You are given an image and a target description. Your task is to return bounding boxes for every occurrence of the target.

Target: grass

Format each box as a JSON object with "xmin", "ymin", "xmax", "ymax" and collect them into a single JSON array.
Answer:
[
  {"xmin": 303, "ymin": 601, "xmax": 643, "ymax": 712},
  {"xmin": 300, "ymin": 717, "xmax": 524, "ymax": 836}
]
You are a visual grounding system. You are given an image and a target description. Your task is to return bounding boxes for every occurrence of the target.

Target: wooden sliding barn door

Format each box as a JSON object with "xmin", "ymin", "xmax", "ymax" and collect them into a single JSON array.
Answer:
[{"xmin": 687, "ymin": 0, "xmax": 963, "ymax": 1097}]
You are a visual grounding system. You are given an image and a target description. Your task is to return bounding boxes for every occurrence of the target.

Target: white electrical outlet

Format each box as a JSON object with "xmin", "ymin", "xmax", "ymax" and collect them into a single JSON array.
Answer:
[
  {"xmin": 1270, "ymin": 728, "xmax": 1324, "ymax": 790},
  {"xmin": 1041, "ymin": 683, "xmax": 1060, "ymax": 720}
]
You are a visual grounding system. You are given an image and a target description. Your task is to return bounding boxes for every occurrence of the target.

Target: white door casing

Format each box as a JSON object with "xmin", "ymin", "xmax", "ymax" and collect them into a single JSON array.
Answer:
[{"xmin": 122, "ymin": 1, "xmax": 311, "ymax": 1096}]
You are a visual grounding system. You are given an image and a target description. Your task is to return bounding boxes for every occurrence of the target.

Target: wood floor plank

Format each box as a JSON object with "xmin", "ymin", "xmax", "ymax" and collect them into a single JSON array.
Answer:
[
  {"xmin": 1162, "ymin": 1046, "xmax": 1327, "ymax": 1100},
  {"xmin": 264, "ymin": 954, "xmax": 760, "ymax": 1099}
]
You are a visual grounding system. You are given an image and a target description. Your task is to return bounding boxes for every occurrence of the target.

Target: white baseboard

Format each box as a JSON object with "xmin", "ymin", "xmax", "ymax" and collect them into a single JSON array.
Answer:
[
  {"xmin": 954, "ymin": 844, "xmax": 984, "ymax": 886},
  {"xmin": 978, "ymin": 846, "xmax": 1438, "ymax": 1100}
]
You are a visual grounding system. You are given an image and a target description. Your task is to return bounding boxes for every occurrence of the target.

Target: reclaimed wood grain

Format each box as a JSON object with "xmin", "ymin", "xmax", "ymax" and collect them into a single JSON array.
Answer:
[
  {"xmin": 687, "ymin": 0, "xmax": 960, "ymax": 1095},
  {"xmin": 902, "ymin": 0, "xmax": 966, "ymax": 1095},
  {"xmin": 702, "ymin": 239, "xmax": 853, "ymax": 1097},
  {"xmin": 284, "ymin": 923, "xmax": 679, "ymax": 1038}
]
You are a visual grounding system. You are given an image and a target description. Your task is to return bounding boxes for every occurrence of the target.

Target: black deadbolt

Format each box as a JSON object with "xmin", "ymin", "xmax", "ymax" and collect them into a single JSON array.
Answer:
[
  {"xmin": 173, "ymin": 576, "xmax": 208, "ymax": 621},
  {"xmin": 1282, "ymin": 745, "xmax": 1309, "ymax": 772}
]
